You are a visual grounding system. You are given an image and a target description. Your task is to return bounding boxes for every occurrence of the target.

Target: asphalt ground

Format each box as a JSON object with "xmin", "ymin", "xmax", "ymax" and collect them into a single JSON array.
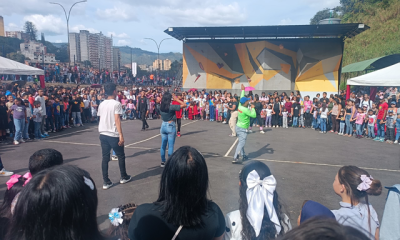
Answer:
[{"xmin": 0, "ymin": 119, "xmax": 399, "ymax": 231}]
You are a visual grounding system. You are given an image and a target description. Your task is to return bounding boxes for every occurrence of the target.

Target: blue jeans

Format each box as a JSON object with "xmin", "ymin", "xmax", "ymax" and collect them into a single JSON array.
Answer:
[
  {"xmin": 23, "ymin": 119, "xmax": 30, "ymax": 139},
  {"xmin": 377, "ymin": 121, "xmax": 385, "ymax": 138},
  {"xmin": 368, "ymin": 125, "xmax": 375, "ymax": 138},
  {"xmin": 234, "ymin": 126, "xmax": 247, "ymax": 159},
  {"xmin": 127, "ymin": 108, "xmax": 135, "ymax": 119},
  {"xmin": 63, "ymin": 112, "xmax": 69, "ymax": 126},
  {"xmin": 54, "ymin": 115, "xmax": 61, "ymax": 130},
  {"xmin": 13, "ymin": 118, "xmax": 25, "ymax": 141},
  {"xmin": 293, "ymin": 116, "xmax": 298, "ymax": 127},
  {"xmin": 396, "ymin": 118, "xmax": 400, "ymax": 141},
  {"xmin": 72, "ymin": 112, "xmax": 82, "ymax": 126},
  {"xmin": 356, "ymin": 124, "xmax": 363, "ymax": 136},
  {"xmin": 345, "ymin": 115, "xmax": 352, "ymax": 135},
  {"xmin": 320, "ymin": 118, "xmax": 327, "ymax": 132},
  {"xmin": 46, "ymin": 115, "xmax": 54, "ymax": 131},
  {"xmin": 34, "ymin": 122, "xmax": 42, "ymax": 139},
  {"xmin": 210, "ymin": 105, "xmax": 215, "ymax": 120},
  {"xmin": 160, "ymin": 121, "xmax": 176, "ymax": 162},
  {"xmin": 339, "ymin": 122, "xmax": 345, "ymax": 134}
]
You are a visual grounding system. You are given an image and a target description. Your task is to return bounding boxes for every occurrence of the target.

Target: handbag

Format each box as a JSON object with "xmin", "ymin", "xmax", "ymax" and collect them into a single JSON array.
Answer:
[{"xmin": 171, "ymin": 225, "xmax": 183, "ymax": 240}]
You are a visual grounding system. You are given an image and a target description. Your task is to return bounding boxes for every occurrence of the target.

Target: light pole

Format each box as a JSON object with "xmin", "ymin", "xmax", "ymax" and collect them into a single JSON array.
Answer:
[
  {"xmin": 50, "ymin": 0, "xmax": 87, "ymax": 67},
  {"xmin": 144, "ymin": 38, "xmax": 172, "ymax": 81}
]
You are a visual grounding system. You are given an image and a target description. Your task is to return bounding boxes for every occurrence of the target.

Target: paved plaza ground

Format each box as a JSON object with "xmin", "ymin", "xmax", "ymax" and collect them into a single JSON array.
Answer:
[{"xmin": 0, "ymin": 119, "xmax": 399, "ymax": 231}]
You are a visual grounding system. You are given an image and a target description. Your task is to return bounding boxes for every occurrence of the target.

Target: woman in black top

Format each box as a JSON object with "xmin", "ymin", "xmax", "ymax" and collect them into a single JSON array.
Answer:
[
  {"xmin": 128, "ymin": 146, "xmax": 225, "ymax": 240},
  {"xmin": 159, "ymin": 92, "xmax": 185, "ymax": 167},
  {"xmin": 252, "ymin": 95, "xmax": 264, "ymax": 133},
  {"xmin": 273, "ymin": 97, "xmax": 281, "ymax": 128}
]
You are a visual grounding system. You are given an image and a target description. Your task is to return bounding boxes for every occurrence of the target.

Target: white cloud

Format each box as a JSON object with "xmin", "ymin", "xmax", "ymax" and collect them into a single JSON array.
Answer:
[
  {"xmin": 280, "ymin": 18, "xmax": 292, "ymax": 25},
  {"xmin": 302, "ymin": 0, "xmax": 340, "ymax": 8},
  {"xmin": 157, "ymin": 2, "xmax": 247, "ymax": 26},
  {"xmin": 5, "ymin": 23, "xmax": 22, "ymax": 31},
  {"xmin": 23, "ymin": 14, "xmax": 65, "ymax": 36},
  {"xmin": 96, "ymin": 4, "xmax": 138, "ymax": 22},
  {"xmin": 117, "ymin": 39, "xmax": 131, "ymax": 46},
  {"xmin": 54, "ymin": 39, "xmax": 63, "ymax": 43},
  {"xmin": 0, "ymin": 0, "xmax": 86, "ymax": 16},
  {"xmin": 70, "ymin": 24, "xmax": 99, "ymax": 33}
]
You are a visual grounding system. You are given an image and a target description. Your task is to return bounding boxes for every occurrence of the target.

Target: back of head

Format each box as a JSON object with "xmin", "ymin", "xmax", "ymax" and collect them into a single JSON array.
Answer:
[
  {"xmin": 29, "ymin": 149, "xmax": 63, "ymax": 175},
  {"xmin": 160, "ymin": 92, "xmax": 172, "ymax": 112},
  {"xmin": 7, "ymin": 165, "xmax": 101, "ymax": 240},
  {"xmin": 239, "ymin": 161, "xmax": 287, "ymax": 239},
  {"xmin": 0, "ymin": 176, "xmax": 26, "ymax": 219},
  {"xmin": 278, "ymin": 218, "xmax": 370, "ymax": 240},
  {"xmin": 156, "ymin": 146, "xmax": 209, "ymax": 227},
  {"xmin": 104, "ymin": 83, "xmax": 116, "ymax": 96},
  {"xmin": 107, "ymin": 203, "xmax": 137, "ymax": 240}
]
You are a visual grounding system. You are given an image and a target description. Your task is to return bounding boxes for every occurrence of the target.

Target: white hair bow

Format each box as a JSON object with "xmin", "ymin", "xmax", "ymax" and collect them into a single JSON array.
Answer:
[{"xmin": 246, "ymin": 170, "xmax": 281, "ymax": 237}]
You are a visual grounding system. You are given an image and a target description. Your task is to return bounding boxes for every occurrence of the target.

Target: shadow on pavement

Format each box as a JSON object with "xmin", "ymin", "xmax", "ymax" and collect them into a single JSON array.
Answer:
[{"xmin": 247, "ymin": 144, "xmax": 274, "ymax": 159}]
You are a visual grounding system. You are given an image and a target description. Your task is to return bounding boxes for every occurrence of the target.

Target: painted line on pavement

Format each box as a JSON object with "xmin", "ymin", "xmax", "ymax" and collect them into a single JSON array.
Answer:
[
  {"xmin": 45, "ymin": 128, "xmax": 95, "ymax": 140},
  {"xmin": 224, "ymin": 138, "xmax": 238, "ymax": 157},
  {"xmin": 124, "ymin": 120, "xmax": 198, "ymax": 147},
  {"xmin": 43, "ymin": 140, "xmax": 153, "ymax": 150},
  {"xmin": 222, "ymin": 156, "xmax": 400, "ymax": 173}
]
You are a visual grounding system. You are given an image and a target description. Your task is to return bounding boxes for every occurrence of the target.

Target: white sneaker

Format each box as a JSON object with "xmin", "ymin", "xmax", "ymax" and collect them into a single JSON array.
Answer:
[
  {"xmin": 394, "ymin": 140, "xmax": 398, "ymax": 144},
  {"xmin": 19, "ymin": 139, "xmax": 26, "ymax": 143},
  {"xmin": 44, "ymin": 132, "xmax": 48, "ymax": 135},
  {"xmin": 13, "ymin": 140, "xmax": 19, "ymax": 145},
  {"xmin": 0, "ymin": 168, "xmax": 14, "ymax": 176},
  {"xmin": 260, "ymin": 131, "xmax": 265, "ymax": 134},
  {"xmin": 111, "ymin": 155, "xmax": 118, "ymax": 161},
  {"xmin": 273, "ymin": 126, "xmax": 275, "ymax": 128}
]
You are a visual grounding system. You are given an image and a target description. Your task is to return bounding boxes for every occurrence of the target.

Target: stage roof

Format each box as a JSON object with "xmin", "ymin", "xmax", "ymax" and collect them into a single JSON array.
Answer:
[{"xmin": 164, "ymin": 24, "xmax": 369, "ymax": 41}]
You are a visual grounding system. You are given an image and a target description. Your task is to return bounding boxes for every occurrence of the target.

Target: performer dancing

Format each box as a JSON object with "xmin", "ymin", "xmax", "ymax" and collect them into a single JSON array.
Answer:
[
  {"xmin": 98, "ymin": 83, "xmax": 131, "ymax": 189},
  {"xmin": 172, "ymin": 93, "xmax": 183, "ymax": 137},
  {"xmin": 233, "ymin": 85, "xmax": 256, "ymax": 164},
  {"xmin": 137, "ymin": 90, "xmax": 149, "ymax": 131}
]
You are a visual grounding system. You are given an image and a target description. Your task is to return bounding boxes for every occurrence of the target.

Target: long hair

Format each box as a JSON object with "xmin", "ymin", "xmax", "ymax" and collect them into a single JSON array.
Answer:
[
  {"xmin": 160, "ymin": 92, "xmax": 172, "ymax": 113},
  {"xmin": 337, "ymin": 166, "xmax": 382, "ymax": 233},
  {"xmin": 0, "ymin": 176, "xmax": 26, "ymax": 219},
  {"xmin": 6, "ymin": 165, "xmax": 104, "ymax": 240},
  {"xmin": 321, "ymin": 103, "xmax": 327, "ymax": 112},
  {"xmin": 156, "ymin": 146, "xmax": 209, "ymax": 227},
  {"xmin": 239, "ymin": 161, "xmax": 289, "ymax": 240}
]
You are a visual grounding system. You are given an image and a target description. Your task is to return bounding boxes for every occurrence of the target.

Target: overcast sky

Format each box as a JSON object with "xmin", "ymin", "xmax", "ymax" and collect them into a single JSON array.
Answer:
[{"xmin": 1, "ymin": 0, "xmax": 340, "ymax": 53}]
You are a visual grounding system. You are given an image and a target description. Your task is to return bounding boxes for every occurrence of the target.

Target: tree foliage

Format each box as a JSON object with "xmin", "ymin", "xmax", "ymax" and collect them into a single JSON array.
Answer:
[
  {"xmin": 310, "ymin": 7, "xmax": 341, "ymax": 25},
  {"xmin": 24, "ymin": 21, "xmax": 37, "ymax": 41},
  {"xmin": 6, "ymin": 52, "xmax": 26, "ymax": 63}
]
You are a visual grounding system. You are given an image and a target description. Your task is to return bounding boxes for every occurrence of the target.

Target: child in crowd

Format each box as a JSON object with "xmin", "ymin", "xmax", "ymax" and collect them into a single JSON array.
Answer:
[
  {"xmin": 366, "ymin": 109, "xmax": 376, "ymax": 139},
  {"xmin": 282, "ymin": 108, "xmax": 288, "ymax": 128},
  {"xmin": 23, "ymin": 100, "xmax": 32, "ymax": 140},
  {"xmin": 224, "ymin": 161, "xmax": 291, "ymax": 240},
  {"xmin": 6, "ymin": 95, "xmax": 14, "ymax": 137},
  {"xmin": 62, "ymin": 96, "xmax": 70, "ymax": 129},
  {"xmin": 32, "ymin": 101, "xmax": 44, "ymax": 140},
  {"xmin": 90, "ymin": 96, "xmax": 98, "ymax": 122},
  {"xmin": 10, "ymin": 98, "xmax": 27, "ymax": 145},
  {"xmin": 384, "ymin": 110, "xmax": 396, "ymax": 143},
  {"xmin": 223, "ymin": 100, "xmax": 228, "ymax": 123},
  {"xmin": 217, "ymin": 100, "xmax": 223, "ymax": 122},
  {"xmin": 205, "ymin": 101, "xmax": 210, "ymax": 120},
  {"xmin": 332, "ymin": 166, "xmax": 382, "ymax": 239},
  {"xmin": 319, "ymin": 103, "xmax": 328, "ymax": 133},
  {"xmin": 260, "ymin": 104, "xmax": 267, "ymax": 127},
  {"xmin": 83, "ymin": 95, "xmax": 91, "ymax": 123},
  {"xmin": 121, "ymin": 105, "xmax": 127, "ymax": 120},
  {"xmin": 299, "ymin": 105, "xmax": 305, "ymax": 128},
  {"xmin": 107, "ymin": 203, "xmax": 137, "ymax": 240},
  {"xmin": 52, "ymin": 97, "xmax": 61, "ymax": 132},
  {"xmin": 354, "ymin": 107, "xmax": 366, "ymax": 139},
  {"xmin": 45, "ymin": 100, "xmax": 54, "ymax": 133},
  {"xmin": 149, "ymin": 97, "xmax": 155, "ymax": 120},
  {"xmin": 266, "ymin": 104, "xmax": 273, "ymax": 127},
  {"xmin": 126, "ymin": 99, "xmax": 136, "ymax": 120},
  {"xmin": 0, "ymin": 96, "xmax": 8, "ymax": 143},
  {"xmin": 338, "ymin": 109, "xmax": 346, "ymax": 135}
]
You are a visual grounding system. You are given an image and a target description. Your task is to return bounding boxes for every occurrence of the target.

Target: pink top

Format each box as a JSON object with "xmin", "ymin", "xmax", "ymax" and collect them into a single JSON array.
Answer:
[
  {"xmin": 127, "ymin": 103, "xmax": 135, "ymax": 109},
  {"xmin": 121, "ymin": 99, "xmax": 128, "ymax": 106},
  {"xmin": 304, "ymin": 100, "xmax": 312, "ymax": 111},
  {"xmin": 355, "ymin": 113, "xmax": 366, "ymax": 124}
]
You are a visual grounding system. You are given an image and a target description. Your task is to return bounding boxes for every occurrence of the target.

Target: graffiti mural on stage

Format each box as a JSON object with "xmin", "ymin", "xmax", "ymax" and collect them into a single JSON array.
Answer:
[{"xmin": 182, "ymin": 39, "xmax": 343, "ymax": 93}]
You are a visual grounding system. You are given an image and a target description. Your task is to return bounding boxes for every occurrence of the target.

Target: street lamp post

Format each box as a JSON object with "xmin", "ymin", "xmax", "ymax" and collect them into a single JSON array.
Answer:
[
  {"xmin": 144, "ymin": 38, "xmax": 172, "ymax": 82},
  {"xmin": 50, "ymin": 0, "xmax": 87, "ymax": 67}
]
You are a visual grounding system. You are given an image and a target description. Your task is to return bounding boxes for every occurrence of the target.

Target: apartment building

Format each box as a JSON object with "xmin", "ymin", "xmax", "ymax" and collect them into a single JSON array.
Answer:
[{"xmin": 20, "ymin": 41, "xmax": 58, "ymax": 64}]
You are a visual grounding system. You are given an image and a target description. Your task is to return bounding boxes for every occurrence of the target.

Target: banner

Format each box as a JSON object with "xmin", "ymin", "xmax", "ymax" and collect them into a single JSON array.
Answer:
[{"xmin": 132, "ymin": 62, "xmax": 137, "ymax": 77}]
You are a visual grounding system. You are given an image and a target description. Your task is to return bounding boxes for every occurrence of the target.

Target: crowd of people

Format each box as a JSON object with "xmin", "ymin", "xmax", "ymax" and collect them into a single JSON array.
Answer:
[{"xmin": 0, "ymin": 147, "xmax": 398, "ymax": 240}]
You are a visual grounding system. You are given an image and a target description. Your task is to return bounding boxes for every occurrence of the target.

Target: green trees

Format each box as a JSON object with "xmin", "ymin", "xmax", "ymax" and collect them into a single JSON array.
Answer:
[
  {"xmin": 24, "ymin": 21, "xmax": 37, "ymax": 41},
  {"xmin": 310, "ymin": 7, "xmax": 341, "ymax": 25},
  {"xmin": 6, "ymin": 52, "xmax": 25, "ymax": 63}
]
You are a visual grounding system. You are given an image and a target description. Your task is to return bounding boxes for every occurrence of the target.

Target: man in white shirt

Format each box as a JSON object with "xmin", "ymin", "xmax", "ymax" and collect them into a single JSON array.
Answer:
[
  {"xmin": 35, "ymin": 89, "xmax": 48, "ymax": 136},
  {"xmin": 98, "ymin": 83, "xmax": 131, "ymax": 190}
]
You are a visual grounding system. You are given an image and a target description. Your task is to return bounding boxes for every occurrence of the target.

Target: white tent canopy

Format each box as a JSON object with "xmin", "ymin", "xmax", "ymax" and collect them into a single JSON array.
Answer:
[
  {"xmin": 0, "ymin": 56, "xmax": 44, "ymax": 75},
  {"xmin": 347, "ymin": 62, "xmax": 400, "ymax": 86}
]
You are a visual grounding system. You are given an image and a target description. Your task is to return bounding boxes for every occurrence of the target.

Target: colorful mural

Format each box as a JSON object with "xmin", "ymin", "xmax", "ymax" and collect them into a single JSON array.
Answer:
[{"xmin": 182, "ymin": 39, "xmax": 343, "ymax": 94}]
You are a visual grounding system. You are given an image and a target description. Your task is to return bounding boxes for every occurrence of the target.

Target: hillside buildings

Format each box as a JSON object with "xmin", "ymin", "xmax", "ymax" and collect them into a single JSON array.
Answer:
[
  {"xmin": 69, "ymin": 30, "xmax": 115, "ymax": 70},
  {"xmin": 20, "ymin": 41, "xmax": 58, "ymax": 64},
  {"xmin": 152, "ymin": 59, "xmax": 172, "ymax": 71}
]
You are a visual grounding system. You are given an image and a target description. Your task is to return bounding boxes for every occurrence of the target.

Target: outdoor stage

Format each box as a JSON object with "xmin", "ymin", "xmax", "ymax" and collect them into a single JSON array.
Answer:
[{"xmin": 0, "ymin": 119, "xmax": 398, "ymax": 231}]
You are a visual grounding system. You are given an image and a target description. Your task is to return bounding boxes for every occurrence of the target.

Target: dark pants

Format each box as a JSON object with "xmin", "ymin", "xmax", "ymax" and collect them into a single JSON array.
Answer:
[
  {"xmin": 176, "ymin": 118, "xmax": 181, "ymax": 132},
  {"xmin": 140, "ymin": 111, "xmax": 148, "ymax": 129},
  {"xmin": 331, "ymin": 115, "xmax": 338, "ymax": 132},
  {"xmin": 305, "ymin": 112, "xmax": 312, "ymax": 127},
  {"xmin": 272, "ymin": 112, "xmax": 280, "ymax": 126},
  {"xmin": 0, "ymin": 156, "xmax": 4, "ymax": 170},
  {"xmin": 99, "ymin": 135, "xmax": 128, "ymax": 183}
]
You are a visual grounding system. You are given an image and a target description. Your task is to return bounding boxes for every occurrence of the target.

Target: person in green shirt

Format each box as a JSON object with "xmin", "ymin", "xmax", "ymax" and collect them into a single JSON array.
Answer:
[{"xmin": 233, "ymin": 85, "xmax": 256, "ymax": 164}]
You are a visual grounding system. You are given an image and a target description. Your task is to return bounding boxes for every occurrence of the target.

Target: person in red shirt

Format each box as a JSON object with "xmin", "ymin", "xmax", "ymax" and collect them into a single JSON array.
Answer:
[
  {"xmin": 172, "ymin": 93, "xmax": 183, "ymax": 137},
  {"xmin": 374, "ymin": 96, "xmax": 388, "ymax": 141}
]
